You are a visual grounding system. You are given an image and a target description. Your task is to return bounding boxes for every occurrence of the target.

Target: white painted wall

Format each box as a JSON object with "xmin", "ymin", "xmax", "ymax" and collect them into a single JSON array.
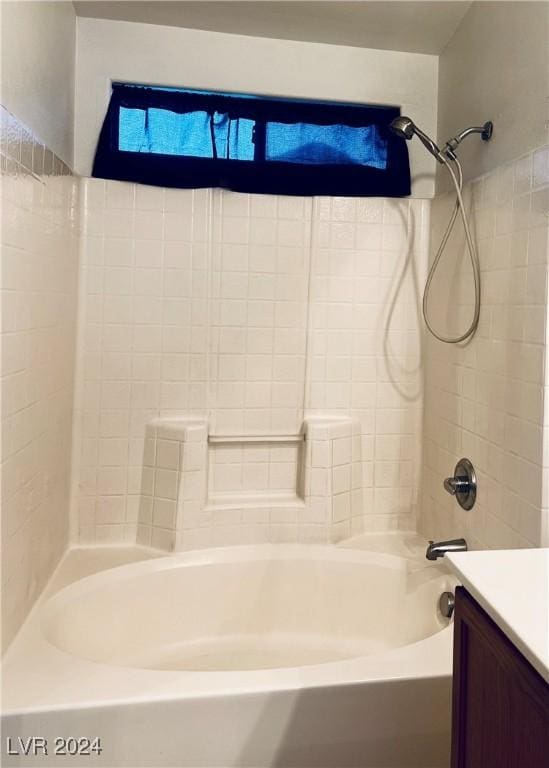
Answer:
[
  {"xmin": 74, "ymin": 17, "xmax": 438, "ymax": 197},
  {"xmin": 437, "ymin": 0, "xmax": 549, "ymax": 191},
  {"xmin": 0, "ymin": 0, "xmax": 76, "ymax": 166}
]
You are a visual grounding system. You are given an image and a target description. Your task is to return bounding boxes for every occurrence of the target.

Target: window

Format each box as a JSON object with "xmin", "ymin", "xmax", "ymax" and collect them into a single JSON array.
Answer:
[{"xmin": 92, "ymin": 83, "xmax": 411, "ymax": 197}]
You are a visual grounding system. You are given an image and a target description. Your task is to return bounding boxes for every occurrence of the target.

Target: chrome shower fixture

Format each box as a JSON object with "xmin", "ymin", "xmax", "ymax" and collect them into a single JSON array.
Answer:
[
  {"xmin": 388, "ymin": 116, "xmax": 446, "ymax": 163},
  {"xmin": 389, "ymin": 116, "xmax": 493, "ymax": 162},
  {"xmin": 443, "ymin": 121, "xmax": 493, "ymax": 159},
  {"xmin": 388, "ymin": 115, "xmax": 493, "ymax": 344}
]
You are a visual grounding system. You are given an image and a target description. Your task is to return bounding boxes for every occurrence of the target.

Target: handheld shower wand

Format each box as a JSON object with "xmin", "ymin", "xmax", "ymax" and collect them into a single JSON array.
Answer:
[
  {"xmin": 389, "ymin": 116, "xmax": 493, "ymax": 344},
  {"xmin": 389, "ymin": 116, "xmax": 446, "ymax": 163}
]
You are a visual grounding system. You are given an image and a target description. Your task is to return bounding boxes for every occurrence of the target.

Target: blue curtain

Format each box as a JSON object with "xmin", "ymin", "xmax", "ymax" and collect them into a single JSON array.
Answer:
[{"xmin": 92, "ymin": 84, "xmax": 411, "ymax": 197}]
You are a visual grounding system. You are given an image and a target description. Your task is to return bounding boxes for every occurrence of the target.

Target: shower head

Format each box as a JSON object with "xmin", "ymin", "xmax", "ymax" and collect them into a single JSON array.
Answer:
[
  {"xmin": 389, "ymin": 115, "xmax": 445, "ymax": 163},
  {"xmin": 389, "ymin": 116, "xmax": 415, "ymax": 140}
]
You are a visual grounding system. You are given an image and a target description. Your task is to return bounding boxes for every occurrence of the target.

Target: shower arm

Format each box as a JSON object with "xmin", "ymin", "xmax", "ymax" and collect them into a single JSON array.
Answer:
[{"xmin": 443, "ymin": 121, "xmax": 493, "ymax": 157}]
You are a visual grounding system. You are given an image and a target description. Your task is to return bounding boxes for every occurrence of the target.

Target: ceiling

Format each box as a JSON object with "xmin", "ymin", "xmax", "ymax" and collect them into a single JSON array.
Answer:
[{"xmin": 73, "ymin": 1, "xmax": 472, "ymax": 55}]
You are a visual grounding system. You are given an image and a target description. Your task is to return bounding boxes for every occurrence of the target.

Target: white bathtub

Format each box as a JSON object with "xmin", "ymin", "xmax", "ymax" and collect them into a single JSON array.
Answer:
[{"xmin": 2, "ymin": 539, "xmax": 456, "ymax": 768}]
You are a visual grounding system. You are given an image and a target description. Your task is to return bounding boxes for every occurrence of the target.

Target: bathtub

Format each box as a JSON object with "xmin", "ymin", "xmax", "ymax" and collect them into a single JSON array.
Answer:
[{"xmin": 2, "ymin": 539, "xmax": 456, "ymax": 768}]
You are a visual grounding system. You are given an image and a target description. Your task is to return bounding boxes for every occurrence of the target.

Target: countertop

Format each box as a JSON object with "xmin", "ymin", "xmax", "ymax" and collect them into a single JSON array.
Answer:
[{"xmin": 446, "ymin": 548, "xmax": 549, "ymax": 682}]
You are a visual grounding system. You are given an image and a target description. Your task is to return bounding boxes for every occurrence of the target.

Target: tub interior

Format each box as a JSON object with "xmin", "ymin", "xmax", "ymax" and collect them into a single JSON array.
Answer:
[{"xmin": 42, "ymin": 551, "xmax": 449, "ymax": 671}]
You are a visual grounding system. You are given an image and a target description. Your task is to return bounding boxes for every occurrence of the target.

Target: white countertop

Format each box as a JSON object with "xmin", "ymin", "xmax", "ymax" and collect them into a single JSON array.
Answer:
[{"xmin": 446, "ymin": 548, "xmax": 549, "ymax": 682}]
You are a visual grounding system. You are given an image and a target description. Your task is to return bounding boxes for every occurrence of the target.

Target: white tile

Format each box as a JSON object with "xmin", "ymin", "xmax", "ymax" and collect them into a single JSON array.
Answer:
[
  {"xmin": 153, "ymin": 498, "xmax": 177, "ymax": 529},
  {"xmin": 533, "ymin": 146, "xmax": 549, "ymax": 189},
  {"xmin": 156, "ymin": 439, "xmax": 180, "ymax": 470},
  {"xmin": 154, "ymin": 468, "xmax": 179, "ymax": 500}
]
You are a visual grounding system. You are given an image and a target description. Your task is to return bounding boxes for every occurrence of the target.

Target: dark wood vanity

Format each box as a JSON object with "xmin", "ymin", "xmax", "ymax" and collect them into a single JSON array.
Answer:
[{"xmin": 451, "ymin": 587, "xmax": 549, "ymax": 768}]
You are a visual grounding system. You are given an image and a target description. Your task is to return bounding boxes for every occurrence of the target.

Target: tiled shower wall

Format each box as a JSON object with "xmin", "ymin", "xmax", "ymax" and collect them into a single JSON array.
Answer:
[
  {"xmin": 1, "ymin": 107, "xmax": 79, "ymax": 647},
  {"xmin": 307, "ymin": 196, "xmax": 427, "ymax": 529},
  {"xmin": 74, "ymin": 179, "xmax": 428, "ymax": 544},
  {"xmin": 420, "ymin": 144, "xmax": 549, "ymax": 549},
  {"xmin": 210, "ymin": 193, "xmax": 312, "ymax": 436}
]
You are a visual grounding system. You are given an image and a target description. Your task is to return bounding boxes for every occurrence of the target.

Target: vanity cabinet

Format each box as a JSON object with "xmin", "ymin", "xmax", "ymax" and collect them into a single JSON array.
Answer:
[{"xmin": 451, "ymin": 587, "xmax": 549, "ymax": 768}]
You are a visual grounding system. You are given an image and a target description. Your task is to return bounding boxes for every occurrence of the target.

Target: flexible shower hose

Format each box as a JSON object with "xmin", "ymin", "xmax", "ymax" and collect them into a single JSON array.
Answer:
[{"xmin": 423, "ymin": 155, "xmax": 481, "ymax": 343}]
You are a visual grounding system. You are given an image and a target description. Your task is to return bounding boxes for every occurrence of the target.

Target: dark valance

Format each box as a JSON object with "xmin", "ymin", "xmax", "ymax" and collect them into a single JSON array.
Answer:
[{"xmin": 92, "ymin": 83, "xmax": 411, "ymax": 197}]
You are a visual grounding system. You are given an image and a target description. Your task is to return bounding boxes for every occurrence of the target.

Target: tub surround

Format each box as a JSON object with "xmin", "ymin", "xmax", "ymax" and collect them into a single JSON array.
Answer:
[
  {"xmin": 74, "ymin": 181, "xmax": 428, "ymax": 546},
  {"xmin": 1, "ymin": 106, "xmax": 79, "ymax": 650},
  {"xmin": 420, "ymin": 144, "xmax": 549, "ymax": 550},
  {"xmin": 446, "ymin": 548, "xmax": 549, "ymax": 681}
]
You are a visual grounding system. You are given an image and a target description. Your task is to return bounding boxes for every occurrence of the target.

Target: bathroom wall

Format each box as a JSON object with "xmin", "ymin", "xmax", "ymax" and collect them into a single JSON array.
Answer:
[
  {"xmin": 74, "ymin": 180, "xmax": 428, "ymax": 545},
  {"xmin": 0, "ymin": 1, "xmax": 76, "ymax": 166},
  {"xmin": 74, "ymin": 16, "xmax": 438, "ymax": 197},
  {"xmin": 436, "ymin": 1, "xmax": 549, "ymax": 190},
  {"xmin": 1, "ymin": 107, "xmax": 79, "ymax": 648},
  {"xmin": 420, "ymin": 144, "xmax": 549, "ymax": 549}
]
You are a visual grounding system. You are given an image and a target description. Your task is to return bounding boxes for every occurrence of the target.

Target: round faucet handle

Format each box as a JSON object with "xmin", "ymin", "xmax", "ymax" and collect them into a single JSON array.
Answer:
[
  {"xmin": 443, "ymin": 458, "xmax": 477, "ymax": 510},
  {"xmin": 444, "ymin": 477, "xmax": 470, "ymax": 495}
]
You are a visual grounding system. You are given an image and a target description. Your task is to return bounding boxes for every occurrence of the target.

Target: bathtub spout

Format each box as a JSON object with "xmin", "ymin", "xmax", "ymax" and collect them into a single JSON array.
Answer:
[{"xmin": 426, "ymin": 538, "xmax": 467, "ymax": 561}]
